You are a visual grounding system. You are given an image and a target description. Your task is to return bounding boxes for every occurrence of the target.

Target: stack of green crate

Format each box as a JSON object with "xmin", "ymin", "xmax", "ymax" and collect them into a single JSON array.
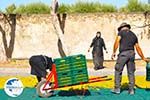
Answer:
[
  {"xmin": 54, "ymin": 54, "xmax": 89, "ymax": 87},
  {"xmin": 71, "ymin": 55, "xmax": 89, "ymax": 84},
  {"xmin": 54, "ymin": 57, "xmax": 72, "ymax": 87}
]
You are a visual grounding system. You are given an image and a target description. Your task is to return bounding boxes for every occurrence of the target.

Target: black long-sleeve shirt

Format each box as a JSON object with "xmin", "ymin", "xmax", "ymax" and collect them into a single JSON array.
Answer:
[{"xmin": 90, "ymin": 37, "xmax": 106, "ymax": 56}]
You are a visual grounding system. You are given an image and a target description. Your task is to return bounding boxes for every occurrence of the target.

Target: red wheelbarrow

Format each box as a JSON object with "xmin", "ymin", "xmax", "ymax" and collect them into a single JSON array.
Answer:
[{"xmin": 36, "ymin": 64, "xmax": 112, "ymax": 98}]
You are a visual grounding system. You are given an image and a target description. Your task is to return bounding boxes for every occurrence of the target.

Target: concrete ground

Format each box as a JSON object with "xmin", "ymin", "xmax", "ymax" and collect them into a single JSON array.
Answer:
[{"xmin": 0, "ymin": 64, "xmax": 146, "ymax": 76}]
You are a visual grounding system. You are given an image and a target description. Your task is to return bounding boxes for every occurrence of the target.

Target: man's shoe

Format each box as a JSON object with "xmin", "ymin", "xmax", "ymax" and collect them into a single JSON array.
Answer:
[
  {"xmin": 111, "ymin": 88, "xmax": 120, "ymax": 94},
  {"xmin": 94, "ymin": 66, "xmax": 105, "ymax": 70},
  {"xmin": 98, "ymin": 66, "xmax": 105, "ymax": 69},
  {"xmin": 128, "ymin": 89, "xmax": 134, "ymax": 95}
]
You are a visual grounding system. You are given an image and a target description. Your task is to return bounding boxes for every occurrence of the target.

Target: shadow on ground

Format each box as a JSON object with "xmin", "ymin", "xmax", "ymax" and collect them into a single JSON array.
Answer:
[{"xmin": 58, "ymin": 88, "xmax": 91, "ymax": 96}]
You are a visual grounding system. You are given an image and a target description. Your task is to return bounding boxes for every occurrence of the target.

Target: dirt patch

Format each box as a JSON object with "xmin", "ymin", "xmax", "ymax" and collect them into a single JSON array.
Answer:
[{"xmin": 0, "ymin": 59, "xmax": 29, "ymax": 68}]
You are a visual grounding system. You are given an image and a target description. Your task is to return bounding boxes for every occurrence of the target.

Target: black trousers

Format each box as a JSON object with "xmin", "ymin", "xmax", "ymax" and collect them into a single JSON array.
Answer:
[
  {"xmin": 114, "ymin": 50, "xmax": 135, "ymax": 90},
  {"xmin": 92, "ymin": 53, "xmax": 104, "ymax": 68}
]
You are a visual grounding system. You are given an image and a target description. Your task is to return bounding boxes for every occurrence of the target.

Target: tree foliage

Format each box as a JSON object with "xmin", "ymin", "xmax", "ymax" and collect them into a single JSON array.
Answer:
[
  {"xmin": 120, "ymin": 0, "xmax": 150, "ymax": 12},
  {"xmin": 5, "ymin": 4, "xmax": 16, "ymax": 13}
]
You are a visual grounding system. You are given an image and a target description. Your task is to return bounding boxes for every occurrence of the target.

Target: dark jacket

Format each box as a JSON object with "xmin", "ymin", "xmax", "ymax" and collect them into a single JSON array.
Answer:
[
  {"xmin": 29, "ymin": 55, "xmax": 53, "ymax": 77},
  {"xmin": 90, "ymin": 37, "xmax": 106, "ymax": 56}
]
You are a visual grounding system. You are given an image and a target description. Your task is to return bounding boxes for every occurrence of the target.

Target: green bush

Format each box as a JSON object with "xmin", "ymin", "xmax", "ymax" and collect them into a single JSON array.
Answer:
[
  {"xmin": 101, "ymin": 4, "xmax": 117, "ymax": 12},
  {"xmin": 5, "ymin": 4, "xmax": 16, "ymax": 14},
  {"xmin": 119, "ymin": 7, "xmax": 129, "ymax": 12},
  {"xmin": 58, "ymin": 4, "xmax": 71, "ymax": 13},
  {"xmin": 58, "ymin": 1, "xmax": 116, "ymax": 13},
  {"xmin": 14, "ymin": 5, "xmax": 26, "ymax": 14},
  {"xmin": 142, "ymin": 4, "xmax": 150, "ymax": 12},
  {"xmin": 127, "ymin": 0, "xmax": 144, "ymax": 12},
  {"xmin": 14, "ymin": 2, "xmax": 50, "ymax": 14},
  {"xmin": 71, "ymin": 2, "xmax": 101, "ymax": 13},
  {"xmin": 120, "ymin": 0, "xmax": 150, "ymax": 12}
]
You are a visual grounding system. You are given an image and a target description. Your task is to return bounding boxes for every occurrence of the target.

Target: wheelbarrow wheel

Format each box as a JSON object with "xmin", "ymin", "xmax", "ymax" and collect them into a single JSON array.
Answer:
[{"xmin": 36, "ymin": 80, "xmax": 54, "ymax": 98}]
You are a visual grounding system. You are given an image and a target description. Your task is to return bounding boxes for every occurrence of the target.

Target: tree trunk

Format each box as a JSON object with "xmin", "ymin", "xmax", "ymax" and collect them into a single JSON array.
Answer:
[
  {"xmin": 0, "ymin": 43, "xmax": 7, "ymax": 62},
  {"xmin": 51, "ymin": 0, "xmax": 68, "ymax": 57},
  {"xmin": 0, "ymin": 14, "xmax": 16, "ymax": 61},
  {"xmin": 0, "ymin": 14, "xmax": 7, "ymax": 62}
]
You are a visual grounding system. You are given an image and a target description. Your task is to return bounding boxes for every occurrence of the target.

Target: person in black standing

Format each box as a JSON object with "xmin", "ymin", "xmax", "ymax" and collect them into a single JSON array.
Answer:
[
  {"xmin": 29, "ymin": 55, "xmax": 54, "ymax": 83},
  {"xmin": 111, "ymin": 22, "xmax": 148, "ymax": 95},
  {"xmin": 88, "ymin": 31, "xmax": 108, "ymax": 70}
]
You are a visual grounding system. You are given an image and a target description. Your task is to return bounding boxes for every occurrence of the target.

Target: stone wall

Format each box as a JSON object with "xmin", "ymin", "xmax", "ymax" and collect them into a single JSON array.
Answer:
[{"xmin": 0, "ymin": 13, "xmax": 149, "ymax": 60}]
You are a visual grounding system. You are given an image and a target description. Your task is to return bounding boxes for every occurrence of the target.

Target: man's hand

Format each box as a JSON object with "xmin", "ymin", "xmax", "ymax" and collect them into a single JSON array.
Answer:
[
  {"xmin": 111, "ymin": 36, "xmax": 120, "ymax": 60},
  {"xmin": 143, "ymin": 58, "xmax": 149, "ymax": 63},
  {"xmin": 111, "ymin": 53, "xmax": 116, "ymax": 60},
  {"xmin": 135, "ymin": 43, "xmax": 147, "ymax": 62}
]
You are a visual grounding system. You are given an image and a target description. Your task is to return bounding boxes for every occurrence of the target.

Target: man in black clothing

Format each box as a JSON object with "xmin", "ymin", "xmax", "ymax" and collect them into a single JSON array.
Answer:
[
  {"xmin": 29, "ymin": 55, "xmax": 54, "ymax": 82},
  {"xmin": 88, "ymin": 31, "xmax": 108, "ymax": 70},
  {"xmin": 111, "ymin": 22, "xmax": 148, "ymax": 95}
]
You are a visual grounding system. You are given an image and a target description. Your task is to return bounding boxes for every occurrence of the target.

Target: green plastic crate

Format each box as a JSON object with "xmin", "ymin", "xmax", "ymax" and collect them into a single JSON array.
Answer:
[
  {"xmin": 54, "ymin": 57, "xmax": 71, "ymax": 65},
  {"xmin": 55, "ymin": 64, "xmax": 71, "ymax": 72},
  {"xmin": 57, "ymin": 70, "xmax": 72, "ymax": 78},
  {"xmin": 58, "ymin": 78, "xmax": 72, "ymax": 82},
  {"xmin": 72, "ymin": 73, "xmax": 88, "ymax": 82},
  {"xmin": 72, "ymin": 67, "xmax": 88, "ymax": 84},
  {"xmin": 72, "ymin": 77, "xmax": 88, "ymax": 84},
  {"xmin": 72, "ymin": 68, "xmax": 88, "ymax": 85},
  {"xmin": 55, "ymin": 63, "xmax": 71, "ymax": 68},
  {"xmin": 54, "ymin": 54, "xmax": 89, "ymax": 87},
  {"xmin": 71, "ymin": 54, "xmax": 85, "ymax": 62},
  {"xmin": 71, "ymin": 64, "xmax": 87, "ymax": 69},
  {"xmin": 71, "ymin": 66, "xmax": 86, "ymax": 71},
  {"xmin": 72, "ymin": 68, "xmax": 88, "ymax": 75},
  {"xmin": 58, "ymin": 76, "xmax": 72, "ymax": 81},
  {"xmin": 72, "ymin": 60, "xmax": 86, "ymax": 64},
  {"xmin": 73, "ymin": 73, "xmax": 88, "ymax": 79},
  {"xmin": 58, "ymin": 80, "xmax": 73, "ymax": 87},
  {"xmin": 58, "ymin": 79, "xmax": 72, "ymax": 83},
  {"xmin": 57, "ymin": 76, "xmax": 73, "ymax": 87}
]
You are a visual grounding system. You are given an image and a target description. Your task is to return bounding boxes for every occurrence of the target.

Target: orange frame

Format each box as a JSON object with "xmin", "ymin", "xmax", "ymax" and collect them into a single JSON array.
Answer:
[
  {"xmin": 42, "ymin": 64, "xmax": 58, "ymax": 90},
  {"xmin": 42, "ymin": 64, "xmax": 112, "ymax": 91}
]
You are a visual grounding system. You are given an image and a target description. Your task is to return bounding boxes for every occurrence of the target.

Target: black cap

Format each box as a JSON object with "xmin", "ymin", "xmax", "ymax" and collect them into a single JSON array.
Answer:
[{"xmin": 118, "ymin": 22, "xmax": 131, "ymax": 31}]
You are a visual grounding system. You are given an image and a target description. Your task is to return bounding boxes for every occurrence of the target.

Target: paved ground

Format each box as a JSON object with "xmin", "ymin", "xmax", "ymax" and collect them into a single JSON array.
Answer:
[
  {"xmin": 0, "ymin": 66, "xmax": 146, "ymax": 76},
  {"xmin": 0, "ymin": 59, "xmax": 147, "ymax": 76}
]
